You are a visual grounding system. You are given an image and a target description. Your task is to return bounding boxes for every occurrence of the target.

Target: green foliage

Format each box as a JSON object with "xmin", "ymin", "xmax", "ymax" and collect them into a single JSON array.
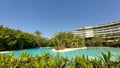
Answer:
[
  {"xmin": 40, "ymin": 38, "xmax": 49, "ymax": 47},
  {"xmin": 85, "ymin": 35, "xmax": 103, "ymax": 47},
  {"xmin": 85, "ymin": 35, "xmax": 120, "ymax": 47},
  {"xmin": 47, "ymin": 38, "xmax": 56, "ymax": 47},
  {"xmin": 34, "ymin": 30, "xmax": 42, "ymax": 47},
  {"xmin": 101, "ymin": 51, "xmax": 111, "ymax": 63},
  {"xmin": 0, "ymin": 25, "xmax": 38, "ymax": 51},
  {"xmin": 0, "ymin": 25, "xmax": 54, "ymax": 51},
  {"xmin": 53, "ymin": 31, "xmax": 83, "ymax": 50},
  {"xmin": 0, "ymin": 51, "xmax": 120, "ymax": 68},
  {"xmin": 1, "ymin": 25, "xmax": 119, "ymax": 51},
  {"xmin": 104, "ymin": 41, "xmax": 120, "ymax": 47}
]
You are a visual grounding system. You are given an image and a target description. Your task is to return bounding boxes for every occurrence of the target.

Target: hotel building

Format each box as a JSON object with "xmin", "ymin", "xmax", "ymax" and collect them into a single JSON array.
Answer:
[{"xmin": 74, "ymin": 21, "xmax": 120, "ymax": 41}]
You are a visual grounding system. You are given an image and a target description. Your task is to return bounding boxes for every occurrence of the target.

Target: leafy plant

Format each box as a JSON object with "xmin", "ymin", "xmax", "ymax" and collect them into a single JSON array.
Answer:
[{"xmin": 0, "ymin": 51, "xmax": 120, "ymax": 68}]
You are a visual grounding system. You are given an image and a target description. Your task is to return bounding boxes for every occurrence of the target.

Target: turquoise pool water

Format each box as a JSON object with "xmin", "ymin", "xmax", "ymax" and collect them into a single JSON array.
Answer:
[{"xmin": 3, "ymin": 47, "xmax": 120, "ymax": 60}]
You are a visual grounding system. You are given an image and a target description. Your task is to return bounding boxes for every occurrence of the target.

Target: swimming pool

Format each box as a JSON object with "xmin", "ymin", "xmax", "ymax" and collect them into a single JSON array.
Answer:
[{"xmin": 2, "ymin": 47, "xmax": 120, "ymax": 60}]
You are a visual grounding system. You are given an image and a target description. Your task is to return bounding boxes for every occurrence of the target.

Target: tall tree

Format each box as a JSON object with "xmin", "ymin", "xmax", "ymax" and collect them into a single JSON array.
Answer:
[
  {"xmin": 34, "ymin": 30, "xmax": 42, "ymax": 47},
  {"xmin": 53, "ymin": 31, "xmax": 84, "ymax": 50},
  {"xmin": 53, "ymin": 31, "xmax": 66, "ymax": 50}
]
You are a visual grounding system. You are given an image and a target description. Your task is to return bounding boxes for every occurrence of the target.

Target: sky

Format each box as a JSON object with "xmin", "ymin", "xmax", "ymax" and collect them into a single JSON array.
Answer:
[{"xmin": 0, "ymin": 0, "xmax": 120, "ymax": 38}]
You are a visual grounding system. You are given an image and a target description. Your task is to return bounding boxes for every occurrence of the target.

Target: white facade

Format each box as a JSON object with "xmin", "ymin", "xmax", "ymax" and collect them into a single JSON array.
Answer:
[
  {"xmin": 85, "ymin": 29, "xmax": 94, "ymax": 37},
  {"xmin": 75, "ymin": 21, "xmax": 120, "ymax": 39}
]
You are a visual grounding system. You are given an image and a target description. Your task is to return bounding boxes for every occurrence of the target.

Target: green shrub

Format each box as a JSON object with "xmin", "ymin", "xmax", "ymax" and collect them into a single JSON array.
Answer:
[{"xmin": 0, "ymin": 51, "xmax": 120, "ymax": 68}]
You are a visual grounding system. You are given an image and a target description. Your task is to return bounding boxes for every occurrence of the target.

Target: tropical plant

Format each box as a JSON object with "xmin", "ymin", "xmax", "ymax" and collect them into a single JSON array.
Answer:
[
  {"xmin": 0, "ymin": 51, "xmax": 120, "ymax": 68},
  {"xmin": 85, "ymin": 35, "xmax": 103, "ymax": 47},
  {"xmin": 0, "ymin": 25, "xmax": 37, "ymax": 51},
  {"xmin": 53, "ymin": 31, "xmax": 83, "ymax": 50},
  {"xmin": 34, "ymin": 30, "xmax": 42, "ymax": 47},
  {"xmin": 53, "ymin": 31, "xmax": 66, "ymax": 50}
]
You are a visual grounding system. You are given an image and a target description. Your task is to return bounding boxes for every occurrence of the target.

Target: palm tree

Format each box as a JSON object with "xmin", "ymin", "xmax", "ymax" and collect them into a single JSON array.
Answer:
[
  {"xmin": 74, "ymin": 36, "xmax": 83, "ymax": 47},
  {"xmin": 34, "ymin": 30, "xmax": 42, "ymax": 47},
  {"xmin": 53, "ymin": 31, "xmax": 85, "ymax": 50},
  {"xmin": 35, "ymin": 30, "xmax": 41, "ymax": 37},
  {"xmin": 65, "ymin": 32, "xmax": 74, "ymax": 48},
  {"xmin": 53, "ymin": 31, "xmax": 66, "ymax": 50}
]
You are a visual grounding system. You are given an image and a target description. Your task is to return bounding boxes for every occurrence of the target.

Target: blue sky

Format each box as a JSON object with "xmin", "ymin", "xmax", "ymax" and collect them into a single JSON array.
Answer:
[{"xmin": 0, "ymin": 0, "xmax": 120, "ymax": 38}]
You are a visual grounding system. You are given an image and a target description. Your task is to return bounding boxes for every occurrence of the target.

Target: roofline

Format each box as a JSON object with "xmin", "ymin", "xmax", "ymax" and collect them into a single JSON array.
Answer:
[{"xmin": 76, "ymin": 21, "xmax": 120, "ymax": 31}]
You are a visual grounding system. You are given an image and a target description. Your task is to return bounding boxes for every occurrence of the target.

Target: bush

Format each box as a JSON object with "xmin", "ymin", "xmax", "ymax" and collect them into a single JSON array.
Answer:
[{"xmin": 0, "ymin": 51, "xmax": 120, "ymax": 68}]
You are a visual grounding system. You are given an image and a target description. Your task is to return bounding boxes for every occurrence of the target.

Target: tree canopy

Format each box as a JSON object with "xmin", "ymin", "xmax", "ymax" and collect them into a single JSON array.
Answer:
[{"xmin": 0, "ymin": 25, "xmax": 119, "ymax": 51}]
